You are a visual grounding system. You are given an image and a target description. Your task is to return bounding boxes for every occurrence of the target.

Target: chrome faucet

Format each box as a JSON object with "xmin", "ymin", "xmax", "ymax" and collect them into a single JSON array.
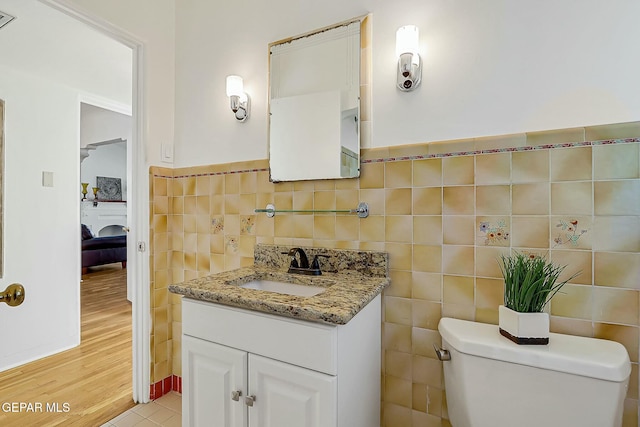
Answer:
[{"xmin": 284, "ymin": 248, "xmax": 329, "ymax": 276}]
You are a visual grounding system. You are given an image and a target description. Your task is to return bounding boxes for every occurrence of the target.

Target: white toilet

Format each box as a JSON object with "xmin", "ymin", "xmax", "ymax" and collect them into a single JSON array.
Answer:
[{"xmin": 437, "ymin": 318, "xmax": 631, "ymax": 427}]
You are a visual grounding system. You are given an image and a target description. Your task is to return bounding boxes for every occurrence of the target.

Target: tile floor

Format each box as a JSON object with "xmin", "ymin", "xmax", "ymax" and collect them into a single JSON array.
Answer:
[{"xmin": 101, "ymin": 392, "xmax": 181, "ymax": 427}]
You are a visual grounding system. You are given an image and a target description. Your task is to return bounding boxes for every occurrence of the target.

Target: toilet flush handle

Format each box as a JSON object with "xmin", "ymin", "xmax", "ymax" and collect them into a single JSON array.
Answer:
[{"xmin": 433, "ymin": 344, "xmax": 451, "ymax": 361}]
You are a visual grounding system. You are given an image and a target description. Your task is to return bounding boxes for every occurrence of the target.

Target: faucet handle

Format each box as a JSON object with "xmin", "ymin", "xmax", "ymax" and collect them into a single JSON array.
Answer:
[{"xmin": 311, "ymin": 254, "xmax": 330, "ymax": 270}]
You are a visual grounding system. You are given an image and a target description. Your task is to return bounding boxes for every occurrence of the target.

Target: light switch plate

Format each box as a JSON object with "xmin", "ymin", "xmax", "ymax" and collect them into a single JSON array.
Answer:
[{"xmin": 42, "ymin": 171, "xmax": 54, "ymax": 187}]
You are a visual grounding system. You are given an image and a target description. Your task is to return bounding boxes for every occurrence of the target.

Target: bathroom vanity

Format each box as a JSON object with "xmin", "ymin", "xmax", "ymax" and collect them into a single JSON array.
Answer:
[{"xmin": 170, "ymin": 244, "xmax": 389, "ymax": 427}]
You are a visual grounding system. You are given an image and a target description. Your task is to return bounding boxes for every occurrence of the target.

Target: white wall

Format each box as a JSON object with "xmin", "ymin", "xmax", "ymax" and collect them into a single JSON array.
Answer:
[
  {"xmin": 173, "ymin": 0, "xmax": 640, "ymax": 167},
  {"xmin": 64, "ymin": 0, "xmax": 175, "ymax": 166},
  {"xmin": 80, "ymin": 103, "xmax": 131, "ymax": 149},
  {"xmin": 81, "ymin": 143, "xmax": 128, "ymax": 199},
  {"xmin": 0, "ymin": 65, "xmax": 81, "ymax": 369}
]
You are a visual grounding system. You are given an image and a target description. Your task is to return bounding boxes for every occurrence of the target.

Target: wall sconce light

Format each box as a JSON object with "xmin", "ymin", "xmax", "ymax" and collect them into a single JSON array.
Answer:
[
  {"xmin": 395, "ymin": 25, "xmax": 422, "ymax": 91},
  {"xmin": 226, "ymin": 75, "xmax": 250, "ymax": 122}
]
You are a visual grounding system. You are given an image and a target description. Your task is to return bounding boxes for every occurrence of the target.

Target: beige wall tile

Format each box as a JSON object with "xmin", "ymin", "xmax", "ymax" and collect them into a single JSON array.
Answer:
[
  {"xmin": 551, "ymin": 182, "xmax": 593, "ymax": 215},
  {"xmin": 442, "ymin": 186, "xmax": 474, "ymax": 215},
  {"xmin": 593, "ymin": 143, "xmax": 639, "ymax": 180},
  {"xmin": 593, "ymin": 216, "xmax": 640, "ymax": 252},
  {"xmin": 411, "ymin": 272, "xmax": 442, "ymax": 302},
  {"xmin": 384, "ymin": 323, "xmax": 412, "ymax": 353},
  {"xmin": 314, "ymin": 190, "xmax": 336, "ymax": 210},
  {"xmin": 512, "ymin": 149, "xmax": 549, "ymax": 183},
  {"xmin": 413, "ymin": 158, "xmax": 442, "ymax": 187},
  {"xmin": 387, "ymin": 270, "xmax": 412, "ymax": 298},
  {"xmin": 428, "ymin": 138, "xmax": 475, "ymax": 155},
  {"xmin": 593, "ymin": 287, "xmax": 639, "ymax": 326},
  {"xmin": 386, "ymin": 215, "xmax": 413, "ymax": 243},
  {"xmin": 594, "ymin": 252, "xmax": 640, "ymax": 288},
  {"xmin": 443, "ymin": 216, "xmax": 474, "ymax": 245},
  {"xmin": 413, "ymin": 187, "xmax": 442, "ymax": 215},
  {"xmin": 585, "ymin": 122, "xmax": 640, "ymax": 141},
  {"xmin": 335, "ymin": 189, "xmax": 359, "ymax": 210},
  {"xmin": 389, "ymin": 143, "xmax": 428, "ymax": 158},
  {"xmin": 550, "ymin": 146, "xmax": 592, "ymax": 181},
  {"xmin": 386, "ymin": 161, "xmax": 413, "ymax": 188},
  {"xmin": 526, "ymin": 127, "xmax": 585, "ymax": 146},
  {"xmin": 550, "ymin": 283, "xmax": 592, "ymax": 320},
  {"xmin": 385, "ymin": 296, "xmax": 413, "ymax": 326},
  {"xmin": 512, "ymin": 183, "xmax": 549, "ymax": 215},
  {"xmin": 386, "ymin": 350, "xmax": 413, "ymax": 380},
  {"xmin": 414, "ymin": 216, "xmax": 443, "ymax": 245},
  {"xmin": 412, "ymin": 354, "xmax": 443, "ymax": 387},
  {"xmin": 511, "ymin": 216, "xmax": 549, "ymax": 248},
  {"xmin": 476, "ymin": 185, "xmax": 510, "ymax": 215},
  {"xmin": 360, "ymin": 215, "xmax": 385, "ymax": 242},
  {"xmin": 386, "ymin": 243, "xmax": 413, "ymax": 271},
  {"xmin": 475, "ymin": 133, "xmax": 526, "ymax": 150},
  {"xmin": 386, "ymin": 188, "xmax": 413, "ymax": 215},
  {"xmin": 442, "ymin": 245, "xmax": 474, "ymax": 276},
  {"xmin": 475, "ymin": 278, "xmax": 503, "ymax": 311},
  {"xmin": 594, "ymin": 181, "xmax": 640, "ymax": 216},
  {"xmin": 335, "ymin": 216, "xmax": 359, "ymax": 241},
  {"xmin": 413, "ymin": 245, "xmax": 442, "ymax": 273},
  {"xmin": 550, "ymin": 249, "xmax": 592, "ymax": 285},
  {"xmin": 443, "ymin": 275, "xmax": 474, "ymax": 305},
  {"xmin": 475, "ymin": 246, "xmax": 509, "ymax": 278},
  {"xmin": 412, "ymin": 327, "xmax": 441, "ymax": 358},
  {"xmin": 476, "ymin": 152, "xmax": 510, "ymax": 185},
  {"xmin": 443, "ymin": 156, "xmax": 474, "ymax": 185},
  {"xmin": 412, "ymin": 299, "xmax": 441, "ymax": 330},
  {"xmin": 360, "ymin": 162, "xmax": 385, "ymax": 188},
  {"xmin": 476, "ymin": 216, "xmax": 510, "ymax": 247}
]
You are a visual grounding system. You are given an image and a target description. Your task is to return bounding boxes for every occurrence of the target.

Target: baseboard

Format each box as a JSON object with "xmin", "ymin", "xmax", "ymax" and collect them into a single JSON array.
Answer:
[{"xmin": 149, "ymin": 375, "xmax": 182, "ymax": 400}]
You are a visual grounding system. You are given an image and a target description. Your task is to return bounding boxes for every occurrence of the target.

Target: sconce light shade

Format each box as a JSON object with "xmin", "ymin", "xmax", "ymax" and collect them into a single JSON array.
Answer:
[
  {"xmin": 226, "ymin": 75, "xmax": 244, "ymax": 97},
  {"xmin": 395, "ymin": 25, "xmax": 422, "ymax": 91},
  {"xmin": 226, "ymin": 75, "xmax": 250, "ymax": 122}
]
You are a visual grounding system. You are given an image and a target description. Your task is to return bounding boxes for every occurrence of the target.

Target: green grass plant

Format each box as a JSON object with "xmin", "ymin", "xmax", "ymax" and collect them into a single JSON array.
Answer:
[{"xmin": 499, "ymin": 252, "xmax": 579, "ymax": 313}]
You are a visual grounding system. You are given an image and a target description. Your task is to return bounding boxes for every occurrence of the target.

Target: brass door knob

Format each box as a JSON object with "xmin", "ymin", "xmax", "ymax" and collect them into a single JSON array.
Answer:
[{"xmin": 0, "ymin": 283, "xmax": 25, "ymax": 307}]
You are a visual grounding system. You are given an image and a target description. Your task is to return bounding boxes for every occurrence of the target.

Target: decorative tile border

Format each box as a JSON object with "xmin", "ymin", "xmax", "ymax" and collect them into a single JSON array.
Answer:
[
  {"xmin": 151, "ymin": 138, "xmax": 640, "ymax": 178},
  {"xmin": 360, "ymin": 138, "xmax": 640, "ymax": 164}
]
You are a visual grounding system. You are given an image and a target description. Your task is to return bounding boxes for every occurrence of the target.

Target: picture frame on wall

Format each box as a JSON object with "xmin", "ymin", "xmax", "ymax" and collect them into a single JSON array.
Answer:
[{"xmin": 96, "ymin": 176, "xmax": 123, "ymax": 201}]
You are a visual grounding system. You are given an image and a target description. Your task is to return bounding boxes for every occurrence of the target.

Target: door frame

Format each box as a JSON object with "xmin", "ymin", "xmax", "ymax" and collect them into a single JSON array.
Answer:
[{"xmin": 40, "ymin": 0, "xmax": 150, "ymax": 403}]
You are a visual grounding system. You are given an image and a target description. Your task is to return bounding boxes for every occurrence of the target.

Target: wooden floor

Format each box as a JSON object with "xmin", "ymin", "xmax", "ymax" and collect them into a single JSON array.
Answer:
[{"xmin": 0, "ymin": 265, "xmax": 135, "ymax": 426}]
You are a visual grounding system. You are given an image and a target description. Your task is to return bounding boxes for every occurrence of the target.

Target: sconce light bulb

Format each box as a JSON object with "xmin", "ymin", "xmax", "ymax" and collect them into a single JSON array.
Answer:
[{"xmin": 395, "ymin": 25, "xmax": 419, "ymax": 58}]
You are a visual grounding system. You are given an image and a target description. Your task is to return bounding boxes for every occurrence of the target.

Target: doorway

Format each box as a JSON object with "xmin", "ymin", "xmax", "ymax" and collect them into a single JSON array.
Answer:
[{"xmin": 40, "ymin": 0, "xmax": 150, "ymax": 403}]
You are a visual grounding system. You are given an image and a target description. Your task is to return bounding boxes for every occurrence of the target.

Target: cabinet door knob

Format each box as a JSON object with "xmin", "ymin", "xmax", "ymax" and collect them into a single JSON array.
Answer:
[
  {"xmin": 231, "ymin": 390, "xmax": 242, "ymax": 401},
  {"xmin": 244, "ymin": 395, "xmax": 256, "ymax": 407}
]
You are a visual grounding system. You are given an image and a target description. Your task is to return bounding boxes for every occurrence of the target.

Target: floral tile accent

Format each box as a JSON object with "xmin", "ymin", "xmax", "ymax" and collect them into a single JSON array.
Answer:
[
  {"xmin": 211, "ymin": 216, "xmax": 224, "ymax": 234},
  {"xmin": 478, "ymin": 218, "xmax": 510, "ymax": 246},
  {"xmin": 225, "ymin": 236, "xmax": 238, "ymax": 254},
  {"xmin": 240, "ymin": 215, "xmax": 256, "ymax": 235},
  {"xmin": 553, "ymin": 218, "xmax": 588, "ymax": 248}
]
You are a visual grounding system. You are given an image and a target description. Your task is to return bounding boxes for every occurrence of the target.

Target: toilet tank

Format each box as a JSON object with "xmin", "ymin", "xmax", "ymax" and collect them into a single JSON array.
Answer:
[{"xmin": 438, "ymin": 318, "xmax": 631, "ymax": 427}]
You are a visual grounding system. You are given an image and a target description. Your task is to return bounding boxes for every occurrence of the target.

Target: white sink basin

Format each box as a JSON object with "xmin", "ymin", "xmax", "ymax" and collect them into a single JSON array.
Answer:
[{"xmin": 239, "ymin": 279, "xmax": 327, "ymax": 297}]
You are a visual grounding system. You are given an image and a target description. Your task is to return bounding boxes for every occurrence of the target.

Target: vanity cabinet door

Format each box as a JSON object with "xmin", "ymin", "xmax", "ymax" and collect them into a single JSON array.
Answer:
[
  {"xmin": 247, "ymin": 354, "xmax": 337, "ymax": 427},
  {"xmin": 183, "ymin": 335, "xmax": 248, "ymax": 427}
]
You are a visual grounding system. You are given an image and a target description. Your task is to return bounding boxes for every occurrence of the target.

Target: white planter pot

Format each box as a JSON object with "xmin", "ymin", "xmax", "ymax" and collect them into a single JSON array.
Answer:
[{"xmin": 498, "ymin": 305, "xmax": 549, "ymax": 345}]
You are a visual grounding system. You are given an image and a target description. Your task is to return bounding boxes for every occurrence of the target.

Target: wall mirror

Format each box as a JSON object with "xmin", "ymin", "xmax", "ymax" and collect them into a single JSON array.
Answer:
[{"xmin": 268, "ymin": 17, "xmax": 362, "ymax": 182}]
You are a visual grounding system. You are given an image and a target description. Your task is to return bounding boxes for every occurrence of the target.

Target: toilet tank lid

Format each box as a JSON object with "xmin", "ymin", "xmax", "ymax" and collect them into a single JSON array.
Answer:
[{"xmin": 438, "ymin": 318, "xmax": 631, "ymax": 382}]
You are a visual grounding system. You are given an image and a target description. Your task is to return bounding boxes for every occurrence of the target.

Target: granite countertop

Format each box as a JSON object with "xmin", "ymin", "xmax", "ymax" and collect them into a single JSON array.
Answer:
[{"xmin": 168, "ymin": 265, "xmax": 390, "ymax": 325}]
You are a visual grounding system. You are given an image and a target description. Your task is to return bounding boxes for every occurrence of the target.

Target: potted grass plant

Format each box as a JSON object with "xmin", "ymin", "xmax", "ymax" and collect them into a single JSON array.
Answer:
[{"xmin": 498, "ymin": 252, "xmax": 579, "ymax": 345}]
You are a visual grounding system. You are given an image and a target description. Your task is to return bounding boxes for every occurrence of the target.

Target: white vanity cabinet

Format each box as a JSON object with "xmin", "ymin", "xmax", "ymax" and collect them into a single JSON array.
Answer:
[{"xmin": 181, "ymin": 295, "xmax": 381, "ymax": 427}]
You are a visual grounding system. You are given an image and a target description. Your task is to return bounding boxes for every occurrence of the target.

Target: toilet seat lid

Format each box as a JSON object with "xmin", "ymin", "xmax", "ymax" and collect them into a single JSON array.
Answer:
[{"xmin": 438, "ymin": 317, "xmax": 631, "ymax": 382}]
